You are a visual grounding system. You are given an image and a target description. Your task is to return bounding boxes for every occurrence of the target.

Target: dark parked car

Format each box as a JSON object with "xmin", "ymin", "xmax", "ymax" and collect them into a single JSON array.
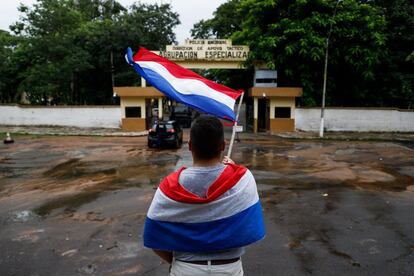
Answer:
[
  {"xmin": 170, "ymin": 105, "xmax": 192, "ymax": 128},
  {"xmin": 148, "ymin": 121, "xmax": 183, "ymax": 149}
]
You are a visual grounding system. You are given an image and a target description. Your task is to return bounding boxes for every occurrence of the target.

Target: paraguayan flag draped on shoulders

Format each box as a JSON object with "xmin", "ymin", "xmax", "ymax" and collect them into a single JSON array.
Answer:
[
  {"xmin": 143, "ymin": 163, "xmax": 266, "ymax": 252},
  {"xmin": 126, "ymin": 47, "xmax": 243, "ymax": 121}
]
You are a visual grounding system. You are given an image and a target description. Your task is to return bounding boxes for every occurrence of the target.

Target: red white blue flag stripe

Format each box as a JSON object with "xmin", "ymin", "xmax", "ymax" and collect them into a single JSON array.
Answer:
[
  {"xmin": 143, "ymin": 164, "xmax": 266, "ymax": 252},
  {"xmin": 126, "ymin": 47, "xmax": 242, "ymax": 121}
]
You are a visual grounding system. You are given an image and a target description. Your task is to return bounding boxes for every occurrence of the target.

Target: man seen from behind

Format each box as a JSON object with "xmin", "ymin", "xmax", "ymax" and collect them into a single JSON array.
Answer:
[{"xmin": 143, "ymin": 115, "xmax": 266, "ymax": 275}]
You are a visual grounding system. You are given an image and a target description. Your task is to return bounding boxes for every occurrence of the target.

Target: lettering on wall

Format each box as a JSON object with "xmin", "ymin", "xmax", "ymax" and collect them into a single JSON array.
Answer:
[{"xmin": 158, "ymin": 39, "xmax": 249, "ymax": 61}]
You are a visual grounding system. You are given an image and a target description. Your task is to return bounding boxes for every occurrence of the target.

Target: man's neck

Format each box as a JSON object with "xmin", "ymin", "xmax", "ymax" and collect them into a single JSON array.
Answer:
[{"xmin": 192, "ymin": 157, "xmax": 221, "ymax": 167}]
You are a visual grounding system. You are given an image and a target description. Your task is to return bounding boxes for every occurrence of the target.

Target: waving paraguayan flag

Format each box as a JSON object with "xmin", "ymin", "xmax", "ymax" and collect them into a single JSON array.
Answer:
[{"xmin": 126, "ymin": 47, "xmax": 243, "ymax": 121}]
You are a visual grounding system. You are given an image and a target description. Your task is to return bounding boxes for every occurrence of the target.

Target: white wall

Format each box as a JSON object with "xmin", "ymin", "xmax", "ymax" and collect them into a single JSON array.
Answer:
[
  {"xmin": 295, "ymin": 108, "xmax": 414, "ymax": 132},
  {"xmin": 1, "ymin": 105, "xmax": 413, "ymax": 132},
  {"xmin": 0, "ymin": 105, "xmax": 121, "ymax": 128}
]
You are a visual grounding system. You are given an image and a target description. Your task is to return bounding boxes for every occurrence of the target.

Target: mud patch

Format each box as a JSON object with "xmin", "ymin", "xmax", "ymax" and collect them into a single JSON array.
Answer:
[
  {"xmin": 310, "ymin": 167, "xmax": 356, "ymax": 182},
  {"xmin": 34, "ymin": 191, "xmax": 101, "ymax": 217},
  {"xmin": 44, "ymin": 159, "xmax": 117, "ymax": 180}
]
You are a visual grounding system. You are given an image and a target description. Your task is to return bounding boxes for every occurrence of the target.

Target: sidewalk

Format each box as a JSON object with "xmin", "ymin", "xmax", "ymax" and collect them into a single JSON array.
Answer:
[
  {"xmin": 1, "ymin": 125, "xmax": 413, "ymax": 142},
  {"xmin": 275, "ymin": 131, "xmax": 414, "ymax": 142},
  {"xmin": 0, "ymin": 125, "xmax": 147, "ymax": 137},
  {"xmin": 230, "ymin": 130, "xmax": 414, "ymax": 142}
]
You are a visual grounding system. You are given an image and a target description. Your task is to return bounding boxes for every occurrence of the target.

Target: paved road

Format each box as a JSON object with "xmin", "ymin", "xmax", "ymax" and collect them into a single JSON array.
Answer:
[{"xmin": 0, "ymin": 134, "xmax": 413, "ymax": 275}]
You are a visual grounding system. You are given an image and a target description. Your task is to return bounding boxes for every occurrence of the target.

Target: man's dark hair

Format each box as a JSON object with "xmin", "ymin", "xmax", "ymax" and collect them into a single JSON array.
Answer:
[{"xmin": 190, "ymin": 115, "xmax": 224, "ymax": 160}]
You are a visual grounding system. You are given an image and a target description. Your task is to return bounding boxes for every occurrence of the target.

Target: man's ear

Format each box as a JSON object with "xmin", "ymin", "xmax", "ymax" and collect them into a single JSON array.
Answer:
[{"xmin": 188, "ymin": 139, "xmax": 192, "ymax": 151}]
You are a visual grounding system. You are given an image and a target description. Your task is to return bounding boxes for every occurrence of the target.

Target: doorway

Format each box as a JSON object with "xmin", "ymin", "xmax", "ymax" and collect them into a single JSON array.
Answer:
[{"xmin": 258, "ymin": 98, "xmax": 269, "ymax": 132}]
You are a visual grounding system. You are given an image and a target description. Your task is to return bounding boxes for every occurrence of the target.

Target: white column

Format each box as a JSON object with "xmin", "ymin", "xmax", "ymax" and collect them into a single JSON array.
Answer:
[
  {"xmin": 253, "ymin": 97, "xmax": 258, "ymax": 119},
  {"xmin": 158, "ymin": 98, "xmax": 163, "ymax": 120},
  {"xmin": 253, "ymin": 97, "xmax": 258, "ymax": 133},
  {"xmin": 141, "ymin": 77, "xmax": 146, "ymax": 87}
]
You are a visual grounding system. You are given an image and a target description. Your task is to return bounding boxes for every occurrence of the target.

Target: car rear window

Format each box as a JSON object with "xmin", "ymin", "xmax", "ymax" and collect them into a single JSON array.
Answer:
[{"xmin": 155, "ymin": 123, "xmax": 173, "ymax": 131}]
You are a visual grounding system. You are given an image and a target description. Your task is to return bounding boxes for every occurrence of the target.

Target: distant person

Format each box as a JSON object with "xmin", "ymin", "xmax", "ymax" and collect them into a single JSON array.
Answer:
[{"xmin": 143, "ymin": 115, "xmax": 265, "ymax": 275}]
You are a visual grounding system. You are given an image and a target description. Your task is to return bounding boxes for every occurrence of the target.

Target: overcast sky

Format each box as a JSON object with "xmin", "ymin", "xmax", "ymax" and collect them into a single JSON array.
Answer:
[{"xmin": 0, "ymin": 0, "xmax": 226, "ymax": 43}]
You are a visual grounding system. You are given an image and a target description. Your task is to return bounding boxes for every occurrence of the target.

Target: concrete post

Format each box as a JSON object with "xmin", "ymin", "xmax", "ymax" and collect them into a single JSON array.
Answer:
[{"xmin": 253, "ymin": 97, "xmax": 258, "ymax": 133}]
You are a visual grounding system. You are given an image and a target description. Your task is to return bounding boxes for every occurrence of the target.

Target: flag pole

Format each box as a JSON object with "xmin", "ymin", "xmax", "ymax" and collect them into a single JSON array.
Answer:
[{"xmin": 227, "ymin": 92, "xmax": 245, "ymax": 158}]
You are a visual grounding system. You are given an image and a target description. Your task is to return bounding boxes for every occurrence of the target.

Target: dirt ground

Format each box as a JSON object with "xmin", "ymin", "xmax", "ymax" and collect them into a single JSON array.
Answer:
[{"xmin": 0, "ymin": 133, "xmax": 413, "ymax": 275}]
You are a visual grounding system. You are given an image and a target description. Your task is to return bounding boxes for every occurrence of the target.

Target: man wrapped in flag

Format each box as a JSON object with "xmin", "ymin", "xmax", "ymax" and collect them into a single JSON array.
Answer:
[
  {"xmin": 146, "ymin": 116, "xmax": 265, "ymax": 275},
  {"xmin": 127, "ymin": 48, "xmax": 265, "ymax": 275}
]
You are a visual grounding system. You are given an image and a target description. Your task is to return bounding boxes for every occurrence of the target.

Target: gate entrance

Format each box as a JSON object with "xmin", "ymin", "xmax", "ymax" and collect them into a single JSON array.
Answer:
[
  {"xmin": 114, "ymin": 39, "xmax": 302, "ymax": 133},
  {"xmin": 115, "ymin": 39, "xmax": 249, "ymax": 131}
]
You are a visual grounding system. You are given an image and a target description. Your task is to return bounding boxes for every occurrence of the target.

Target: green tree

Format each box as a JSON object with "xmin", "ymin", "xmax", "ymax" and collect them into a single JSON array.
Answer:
[
  {"xmin": 10, "ymin": 0, "xmax": 91, "ymax": 104},
  {"xmin": 192, "ymin": 0, "xmax": 411, "ymax": 108},
  {"xmin": 6, "ymin": 0, "xmax": 180, "ymax": 105},
  {"xmin": 190, "ymin": 0, "xmax": 252, "ymax": 93},
  {"xmin": 0, "ymin": 30, "xmax": 15, "ymax": 103},
  {"xmin": 73, "ymin": 2, "xmax": 180, "ymax": 104},
  {"xmin": 234, "ymin": 0, "xmax": 388, "ymax": 106},
  {"xmin": 370, "ymin": 0, "xmax": 414, "ymax": 108},
  {"xmin": 191, "ymin": 0, "xmax": 242, "ymax": 39}
]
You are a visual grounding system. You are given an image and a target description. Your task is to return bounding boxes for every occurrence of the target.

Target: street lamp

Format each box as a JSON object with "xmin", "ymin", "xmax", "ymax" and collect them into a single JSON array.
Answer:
[{"xmin": 319, "ymin": 0, "xmax": 341, "ymax": 138}]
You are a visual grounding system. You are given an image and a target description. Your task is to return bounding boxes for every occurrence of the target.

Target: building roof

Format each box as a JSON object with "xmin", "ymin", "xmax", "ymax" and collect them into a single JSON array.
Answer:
[
  {"xmin": 114, "ymin": 87, "xmax": 164, "ymax": 97},
  {"xmin": 248, "ymin": 87, "xmax": 302, "ymax": 97}
]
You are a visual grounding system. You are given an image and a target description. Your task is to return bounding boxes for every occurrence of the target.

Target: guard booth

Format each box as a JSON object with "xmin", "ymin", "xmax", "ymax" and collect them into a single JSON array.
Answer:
[
  {"xmin": 113, "ymin": 87, "xmax": 165, "ymax": 131},
  {"xmin": 249, "ymin": 70, "xmax": 302, "ymax": 133}
]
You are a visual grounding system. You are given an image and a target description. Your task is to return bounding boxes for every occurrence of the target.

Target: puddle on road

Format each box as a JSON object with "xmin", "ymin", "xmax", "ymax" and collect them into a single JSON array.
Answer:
[
  {"xmin": 0, "ymin": 136, "xmax": 413, "ymax": 275},
  {"xmin": 397, "ymin": 141, "xmax": 414, "ymax": 150},
  {"xmin": 1, "ymin": 139, "xmax": 187, "ymax": 218},
  {"xmin": 12, "ymin": 210, "xmax": 36, "ymax": 223},
  {"xmin": 238, "ymin": 141, "xmax": 414, "ymax": 193},
  {"xmin": 34, "ymin": 191, "xmax": 102, "ymax": 217},
  {"xmin": 398, "ymin": 166, "xmax": 414, "ymax": 178},
  {"xmin": 0, "ymin": 150, "xmax": 65, "ymax": 179},
  {"xmin": 1, "ymin": 137, "xmax": 413, "ymax": 220}
]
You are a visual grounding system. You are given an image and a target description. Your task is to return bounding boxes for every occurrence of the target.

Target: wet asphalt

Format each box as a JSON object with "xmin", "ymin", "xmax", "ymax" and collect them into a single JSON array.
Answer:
[{"xmin": 0, "ymin": 133, "xmax": 413, "ymax": 275}]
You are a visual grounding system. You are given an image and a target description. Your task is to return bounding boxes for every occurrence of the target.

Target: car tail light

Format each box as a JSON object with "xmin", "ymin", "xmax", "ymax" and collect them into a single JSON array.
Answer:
[{"xmin": 167, "ymin": 129, "xmax": 175, "ymax": 133}]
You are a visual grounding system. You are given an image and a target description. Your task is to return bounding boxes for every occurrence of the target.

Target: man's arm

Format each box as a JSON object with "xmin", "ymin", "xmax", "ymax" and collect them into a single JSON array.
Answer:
[{"xmin": 152, "ymin": 249, "xmax": 173, "ymax": 264}]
